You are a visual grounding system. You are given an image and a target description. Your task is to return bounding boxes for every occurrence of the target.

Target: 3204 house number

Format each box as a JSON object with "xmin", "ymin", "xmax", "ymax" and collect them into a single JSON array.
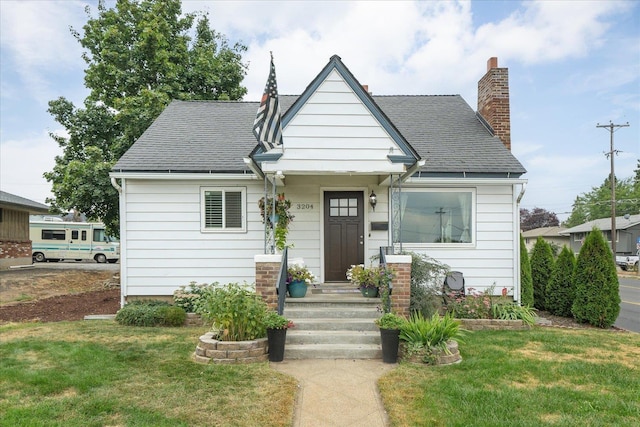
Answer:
[{"xmin": 295, "ymin": 203, "xmax": 314, "ymax": 210}]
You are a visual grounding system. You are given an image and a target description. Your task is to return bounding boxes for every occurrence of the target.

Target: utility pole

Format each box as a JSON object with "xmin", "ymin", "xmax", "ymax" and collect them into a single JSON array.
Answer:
[{"xmin": 596, "ymin": 121, "xmax": 629, "ymax": 257}]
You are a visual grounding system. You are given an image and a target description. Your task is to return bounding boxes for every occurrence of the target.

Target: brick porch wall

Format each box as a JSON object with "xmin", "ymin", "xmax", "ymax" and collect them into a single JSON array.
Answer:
[
  {"xmin": 254, "ymin": 254, "xmax": 283, "ymax": 310},
  {"xmin": 386, "ymin": 255, "xmax": 412, "ymax": 318}
]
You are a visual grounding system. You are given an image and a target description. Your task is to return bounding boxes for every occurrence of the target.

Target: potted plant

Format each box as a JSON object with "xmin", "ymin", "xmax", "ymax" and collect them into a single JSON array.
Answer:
[
  {"xmin": 286, "ymin": 264, "xmax": 316, "ymax": 298},
  {"xmin": 347, "ymin": 264, "xmax": 394, "ymax": 298},
  {"xmin": 374, "ymin": 312, "xmax": 406, "ymax": 363},
  {"xmin": 259, "ymin": 193, "xmax": 294, "ymax": 251},
  {"xmin": 264, "ymin": 311, "xmax": 295, "ymax": 362},
  {"xmin": 399, "ymin": 312, "xmax": 465, "ymax": 365}
]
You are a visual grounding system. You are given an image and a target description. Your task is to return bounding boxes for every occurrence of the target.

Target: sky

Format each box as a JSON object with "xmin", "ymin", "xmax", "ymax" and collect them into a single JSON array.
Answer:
[{"xmin": 1, "ymin": 0, "xmax": 639, "ymax": 222}]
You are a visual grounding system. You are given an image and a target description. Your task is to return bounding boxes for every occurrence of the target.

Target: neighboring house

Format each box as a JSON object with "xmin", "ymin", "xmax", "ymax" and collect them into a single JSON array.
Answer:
[
  {"xmin": 561, "ymin": 214, "xmax": 640, "ymax": 256},
  {"xmin": 110, "ymin": 55, "xmax": 527, "ymax": 304},
  {"xmin": 522, "ymin": 226, "xmax": 569, "ymax": 253},
  {"xmin": 0, "ymin": 191, "xmax": 49, "ymax": 269}
]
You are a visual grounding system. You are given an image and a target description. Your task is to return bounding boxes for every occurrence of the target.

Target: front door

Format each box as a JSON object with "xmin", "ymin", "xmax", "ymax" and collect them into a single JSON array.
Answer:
[{"xmin": 324, "ymin": 191, "xmax": 365, "ymax": 281}]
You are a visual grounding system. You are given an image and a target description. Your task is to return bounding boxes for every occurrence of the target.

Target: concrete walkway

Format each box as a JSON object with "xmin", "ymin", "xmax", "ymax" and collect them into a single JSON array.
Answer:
[{"xmin": 271, "ymin": 359, "xmax": 396, "ymax": 427}]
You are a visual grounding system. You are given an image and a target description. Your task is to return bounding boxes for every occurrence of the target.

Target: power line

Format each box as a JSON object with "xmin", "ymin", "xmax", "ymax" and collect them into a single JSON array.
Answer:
[{"xmin": 596, "ymin": 120, "xmax": 630, "ymax": 256}]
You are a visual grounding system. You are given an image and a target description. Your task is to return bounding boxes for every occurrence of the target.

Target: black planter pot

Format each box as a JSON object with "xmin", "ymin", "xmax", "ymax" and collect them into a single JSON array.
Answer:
[
  {"xmin": 379, "ymin": 328, "xmax": 400, "ymax": 363},
  {"xmin": 267, "ymin": 328, "xmax": 287, "ymax": 362}
]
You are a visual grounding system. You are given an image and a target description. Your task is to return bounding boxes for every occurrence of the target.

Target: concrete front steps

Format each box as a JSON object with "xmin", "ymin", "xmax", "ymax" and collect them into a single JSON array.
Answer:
[{"xmin": 284, "ymin": 283, "xmax": 383, "ymax": 359}]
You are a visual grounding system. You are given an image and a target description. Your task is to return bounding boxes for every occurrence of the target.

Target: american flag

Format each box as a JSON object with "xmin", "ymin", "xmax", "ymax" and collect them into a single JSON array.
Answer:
[{"xmin": 253, "ymin": 53, "xmax": 283, "ymax": 151}]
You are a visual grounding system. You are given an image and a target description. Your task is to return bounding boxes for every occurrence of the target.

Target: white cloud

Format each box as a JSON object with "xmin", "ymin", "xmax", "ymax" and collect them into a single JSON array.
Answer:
[
  {"xmin": 0, "ymin": 0, "xmax": 87, "ymax": 104},
  {"xmin": 0, "ymin": 131, "xmax": 62, "ymax": 204}
]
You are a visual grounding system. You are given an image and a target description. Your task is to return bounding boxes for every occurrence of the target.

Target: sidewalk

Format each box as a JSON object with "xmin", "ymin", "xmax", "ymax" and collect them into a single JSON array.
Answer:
[{"xmin": 271, "ymin": 359, "xmax": 396, "ymax": 427}]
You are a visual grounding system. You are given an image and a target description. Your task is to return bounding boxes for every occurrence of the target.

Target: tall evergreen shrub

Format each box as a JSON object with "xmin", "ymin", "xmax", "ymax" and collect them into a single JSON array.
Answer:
[
  {"xmin": 530, "ymin": 237, "xmax": 554, "ymax": 310},
  {"xmin": 572, "ymin": 228, "xmax": 620, "ymax": 328},
  {"xmin": 546, "ymin": 246, "xmax": 576, "ymax": 317},
  {"xmin": 520, "ymin": 234, "xmax": 534, "ymax": 307}
]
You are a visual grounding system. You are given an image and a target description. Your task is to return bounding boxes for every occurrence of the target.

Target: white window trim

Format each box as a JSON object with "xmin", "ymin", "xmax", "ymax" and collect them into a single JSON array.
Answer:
[
  {"xmin": 200, "ymin": 186, "xmax": 247, "ymax": 233},
  {"xmin": 396, "ymin": 187, "xmax": 476, "ymax": 248}
]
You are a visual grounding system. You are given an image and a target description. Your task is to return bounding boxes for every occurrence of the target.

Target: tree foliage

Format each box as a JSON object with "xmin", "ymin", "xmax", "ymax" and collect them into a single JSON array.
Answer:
[
  {"xmin": 520, "ymin": 207, "xmax": 559, "ymax": 232},
  {"xmin": 564, "ymin": 164, "xmax": 640, "ymax": 228},
  {"xmin": 530, "ymin": 236, "xmax": 554, "ymax": 311},
  {"xmin": 545, "ymin": 246, "xmax": 576, "ymax": 317},
  {"xmin": 572, "ymin": 227, "xmax": 620, "ymax": 328},
  {"xmin": 519, "ymin": 234, "xmax": 534, "ymax": 307},
  {"xmin": 45, "ymin": 0, "xmax": 247, "ymax": 236}
]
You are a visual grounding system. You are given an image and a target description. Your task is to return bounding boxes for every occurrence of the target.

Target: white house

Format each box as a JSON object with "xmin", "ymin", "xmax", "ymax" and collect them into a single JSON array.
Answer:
[{"xmin": 110, "ymin": 55, "xmax": 527, "ymax": 305}]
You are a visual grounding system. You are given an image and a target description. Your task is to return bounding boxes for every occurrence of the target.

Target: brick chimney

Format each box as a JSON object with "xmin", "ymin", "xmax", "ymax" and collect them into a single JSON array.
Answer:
[{"xmin": 477, "ymin": 57, "xmax": 511, "ymax": 150}]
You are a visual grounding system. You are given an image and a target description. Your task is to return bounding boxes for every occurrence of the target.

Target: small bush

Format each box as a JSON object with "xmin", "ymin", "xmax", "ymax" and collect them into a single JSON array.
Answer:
[
  {"xmin": 491, "ymin": 303, "xmax": 536, "ymax": 325},
  {"xmin": 197, "ymin": 282, "xmax": 268, "ymax": 341},
  {"xmin": 530, "ymin": 237, "xmax": 555, "ymax": 310},
  {"xmin": 400, "ymin": 312, "xmax": 464, "ymax": 353},
  {"xmin": 173, "ymin": 282, "xmax": 214, "ymax": 313},
  {"xmin": 445, "ymin": 288, "xmax": 491, "ymax": 319},
  {"xmin": 156, "ymin": 306, "xmax": 187, "ymax": 327},
  {"xmin": 546, "ymin": 246, "xmax": 576, "ymax": 317},
  {"xmin": 572, "ymin": 227, "xmax": 620, "ymax": 328},
  {"xmin": 405, "ymin": 252, "xmax": 449, "ymax": 317},
  {"xmin": 115, "ymin": 300, "xmax": 186, "ymax": 327}
]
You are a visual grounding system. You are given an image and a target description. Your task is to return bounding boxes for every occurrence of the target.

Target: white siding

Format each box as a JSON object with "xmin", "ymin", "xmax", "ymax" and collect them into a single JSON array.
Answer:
[
  {"xmin": 120, "ymin": 176, "xmax": 520, "ymax": 300},
  {"xmin": 121, "ymin": 179, "xmax": 265, "ymax": 296},
  {"xmin": 395, "ymin": 184, "xmax": 519, "ymax": 296},
  {"xmin": 261, "ymin": 70, "xmax": 405, "ymax": 174}
]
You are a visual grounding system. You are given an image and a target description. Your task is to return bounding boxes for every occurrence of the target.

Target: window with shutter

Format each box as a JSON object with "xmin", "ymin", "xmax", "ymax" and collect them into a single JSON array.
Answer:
[{"xmin": 201, "ymin": 187, "xmax": 246, "ymax": 232}]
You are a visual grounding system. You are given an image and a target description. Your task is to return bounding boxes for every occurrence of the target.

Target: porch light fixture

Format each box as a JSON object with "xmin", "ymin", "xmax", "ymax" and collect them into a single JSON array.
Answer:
[{"xmin": 369, "ymin": 191, "xmax": 377, "ymax": 211}]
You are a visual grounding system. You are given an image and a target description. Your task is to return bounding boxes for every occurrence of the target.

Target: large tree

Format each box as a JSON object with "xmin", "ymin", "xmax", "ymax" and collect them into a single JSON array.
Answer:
[
  {"xmin": 520, "ymin": 207, "xmax": 560, "ymax": 231},
  {"xmin": 564, "ymin": 163, "xmax": 640, "ymax": 228},
  {"xmin": 45, "ymin": 0, "xmax": 247, "ymax": 236}
]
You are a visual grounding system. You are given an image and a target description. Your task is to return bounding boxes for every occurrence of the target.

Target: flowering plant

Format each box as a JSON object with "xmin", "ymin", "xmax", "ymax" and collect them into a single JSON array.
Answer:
[
  {"xmin": 346, "ymin": 264, "xmax": 394, "ymax": 289},
  {"xmin": 287, "ymin": 264, "xmax": 316, "ymax": 284},
  {"xmin": 263, "ymin": 311, "xmax": 295, "ymax": 330}
]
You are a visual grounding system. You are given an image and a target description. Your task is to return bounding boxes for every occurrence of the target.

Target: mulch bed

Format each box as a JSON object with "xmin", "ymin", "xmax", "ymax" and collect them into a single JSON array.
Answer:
[{"xmin": 0, "ymin": 288, "xmax": 120, "ymax": 323}]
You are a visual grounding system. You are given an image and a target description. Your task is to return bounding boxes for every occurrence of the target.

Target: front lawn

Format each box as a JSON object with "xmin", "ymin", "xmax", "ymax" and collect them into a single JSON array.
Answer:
[
  {"xmin": 379, "ymin": 328, "xmax": 640, "ymax": 426},
  {"xmin": 0, "ymin": 321, "xmax": 297, "ymax": 427}
]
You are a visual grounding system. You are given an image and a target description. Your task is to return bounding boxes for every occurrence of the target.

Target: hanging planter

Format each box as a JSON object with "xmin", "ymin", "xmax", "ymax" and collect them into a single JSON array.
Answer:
[{"xmin": 259, "ymin": 193, "xmax": 294, "ymax": 251}]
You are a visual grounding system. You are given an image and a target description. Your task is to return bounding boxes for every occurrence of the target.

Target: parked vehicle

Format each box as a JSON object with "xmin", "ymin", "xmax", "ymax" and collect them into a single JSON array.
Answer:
[
  {"xmin": 616, "ymin": 250, "xmax": 639, "ymax": 271},
  {"xmin": 30, "ymin": 221, "xmax": 119, "ymax": 263}
]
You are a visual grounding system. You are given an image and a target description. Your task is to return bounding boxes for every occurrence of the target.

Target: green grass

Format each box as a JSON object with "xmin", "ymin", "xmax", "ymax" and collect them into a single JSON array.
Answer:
[
  {"xmin": 3, "ymin": 322, "xmax": 639, "ymax": 427},
  {"xmin": 379, "ymin": 328, "xmax": 640, "ymax": 426},
  {"xmin": 0, "ymin": 321, "xmax": 297, "ymax": 427}
]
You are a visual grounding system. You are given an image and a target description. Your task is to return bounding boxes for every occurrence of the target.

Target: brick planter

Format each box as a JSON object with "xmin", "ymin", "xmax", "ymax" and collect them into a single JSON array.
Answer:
[{"xmin": 193, "ymin": 332, "xmax": 268, "ymax": 364}]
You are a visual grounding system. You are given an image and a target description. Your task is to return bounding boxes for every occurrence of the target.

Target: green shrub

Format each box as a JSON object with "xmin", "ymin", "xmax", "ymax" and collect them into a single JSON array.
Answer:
[
  {"xmin": 445, "ymin": 288, "xmax": 491, "ymax": 319},
  {"xmin": 405, "ymin": 252, "xmax": 450, "ymax": 317},
  {"xmin": 115, "ymin": 300, "xmax": 186, "ymax": 327},
  {"xmin": 375, "ymin": 312, "xmax": 407, "ymax": 330},
  {"xmin": 156, "ymin": 306, "xmax": 187, "ymax": 327},
  {"xmin": 530, "ymin": 237, "xmax": 555, "ymax": 310},
  {"xmin": 196, "ymin": 282, "xmax": 268, "ymax": 341},
  {"xmin": 173, "ymin": 282, "xmax": 214, "ymax": 313},
  {"xmin": 572, "ymin": 227, "xmax": 621, "ymax": 328},
  {"xmin": 546, "ymin": 246, "xmax": 576, "ymax": 317},
  {"xmin": 400, "ymin": 312, "xmax": 464, "ymax": 353},
  {"xmin": 491, "ymin": 302, "xmax": 537, "ymax": 325},
  {"xmin": 520, "ymin": 234, "xmax": 534, "ymax": 307}
]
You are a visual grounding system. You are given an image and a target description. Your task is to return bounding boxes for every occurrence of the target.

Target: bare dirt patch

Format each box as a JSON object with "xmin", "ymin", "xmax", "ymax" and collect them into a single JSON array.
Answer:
[{"xmin": 0, "ymin": 267, "xmax": 120, "ymax": 324}]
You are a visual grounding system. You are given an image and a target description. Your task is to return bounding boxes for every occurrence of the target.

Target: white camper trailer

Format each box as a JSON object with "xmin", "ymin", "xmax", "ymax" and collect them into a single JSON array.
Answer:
[{"xmin": 30, "ymin": 221, "xmax": 119, "ymax": 263}]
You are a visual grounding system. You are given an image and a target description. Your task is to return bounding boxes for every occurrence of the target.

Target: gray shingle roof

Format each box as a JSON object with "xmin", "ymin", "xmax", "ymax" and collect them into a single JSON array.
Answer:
[
  {"xmin": 0, "ymin": 191, "xmax": 49, "ymax": 213},
  {"xmin": 113, "ymin": 95, "xmax": 526, "ymax": 176},
  {"xmin": 561, "ymin": 214, "xmax": 640, "ymax": 234}
]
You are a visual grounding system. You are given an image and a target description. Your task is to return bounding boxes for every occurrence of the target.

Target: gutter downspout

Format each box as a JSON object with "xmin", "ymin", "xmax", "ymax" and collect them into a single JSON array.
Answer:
[
  {"xmin": 110, "ymin": 176, "xmax": 126, "ymax": 308},
  {"xmin": 514, "ymin": 182, "xmax": 527, "ymax": 304}
]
